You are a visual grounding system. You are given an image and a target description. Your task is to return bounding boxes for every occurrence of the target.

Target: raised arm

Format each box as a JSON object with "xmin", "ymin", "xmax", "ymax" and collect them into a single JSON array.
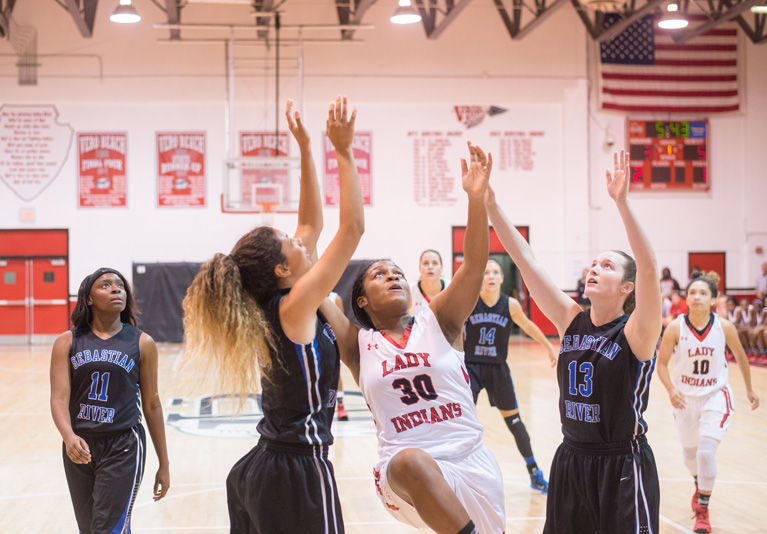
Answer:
[
  {"xmin": 722, "ymin": 319, "xmax": 760, "ymax": 410},
  {"xmin": 486, "ymin": 189, "xmax": 580, "ymax": 338},
  {"xmin": 655, "ymin": 318, "xmax": 685, "ymax": 409},
  {"xmin": 139, "ymin": 333, "xmax": 170, "ymax": 501},
  {"xmin": 508, "ymin": 297, "xmax": 557, "ymax": 367},
  {"xmin": 50, "ymin": 331, "xmax": 91, "ymax": 465},
  {"xmin": 609, "ymin": 150, "xmax": 662, "ymax": 361},
  {"xmin": 281, "ymin": 97, "xmax": 364, "ymax": 344},
  {"xmin": 320, "ymin": 298, "xmax": 361, "ymax": 384},
  {"xmin": 286, "ymin": 99, "xmax": 323, "ymax": 257},
  {"xmin": 432, "ymin": 143, "xmax": 490, "ymax": 347}
]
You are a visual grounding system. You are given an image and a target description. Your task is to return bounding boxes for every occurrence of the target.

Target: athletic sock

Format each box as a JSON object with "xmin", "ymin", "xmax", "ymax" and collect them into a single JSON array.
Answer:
[
  {"xmin": 504, "ymin": 414, "xmax": 536, "ymax": 472},
  {"xmin": 337, "ymin": 392, "xmax": 345, "ymax": 406},
  {"xmin": 458, "ymin": 520, "xmax": 479, "ymax": 534},
  {"xmin": 698, "ymin": 492, "xmax": 711, "ymax": 508}
]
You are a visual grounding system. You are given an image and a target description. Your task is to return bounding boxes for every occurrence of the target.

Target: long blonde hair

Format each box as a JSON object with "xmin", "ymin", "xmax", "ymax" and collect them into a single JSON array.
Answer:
[{"xmin": 182, "ymin": 227, "xmax": 284, "ymax": 400}]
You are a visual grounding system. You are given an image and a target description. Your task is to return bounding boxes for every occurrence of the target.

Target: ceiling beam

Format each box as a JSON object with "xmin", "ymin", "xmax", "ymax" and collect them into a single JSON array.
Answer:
[
  {"xmin": 337, "ymin": 0, "xmax": 377, "ymax": 40},
  {"xmin": 253, "ymin": 0, "xmax": 275, "ymax": 39},
  {"xmin": 0, "ymin": 0, "xmax": 17, "ymax": 39},
  {"xmin": 62, "ymin": 0, "xmax": 98, "ymax": 38},
  {"xmin": 673, "ymin": 0, "xmax": 760, "ymax": 42},
  {"xmin": 494, "ymin": 0, "xmax": 568, "ymax": 39},
  {"xmin": 413, "ymin": 0, "xmax": 473, "ymax": 39},
  {"xmin": 733, "ymin": 10, "xmax": 767, "ymax": 43},
  {"xmin": 596, "ymin": 0, "xmax": 664, "ymax": 41},
  {"xmin": 570, "ymin": 0, "xmax": 604, "ymax": 39},
  {"xmin": 165, "ymin": 0, "xmax": 181, "ymax": 40}
]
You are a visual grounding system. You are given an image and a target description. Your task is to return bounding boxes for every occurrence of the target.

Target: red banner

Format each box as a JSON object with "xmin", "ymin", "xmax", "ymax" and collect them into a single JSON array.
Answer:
[
  {"xmin": 323, "ymin": 131, "xmax": 372, "ymax": 206},
  {"xmin": 239, "ymin": 132, "xmax": 290, "ymax": 207},
  {"xmin": 156, "ymin": 132, "xmax": 206, "ymax": 207},
  {"xmin": 78, "ymin": 133, "xmax": 127, "ymax": 207}
]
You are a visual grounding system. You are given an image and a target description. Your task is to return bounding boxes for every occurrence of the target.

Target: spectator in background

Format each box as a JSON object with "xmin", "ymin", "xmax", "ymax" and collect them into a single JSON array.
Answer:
[
  {"xmin": 575, "ymin": 267, "xmax": 590, "ymax": 309},
  {"xmin": 756, "ymin": 262, "xmax": 767, "ymax": 300},
  {"xmin": 734, "ymin": 297, "xmax": 752, "ymax": 350},
  {"xmin": 748, "ymin": 299, "xmax": 766, "ymax": 354},
  {"xmin": 663, "ymin": 290, "xmax": 688, "ymax": 327},
  {"xmin": 660, "ymin": 267, "xmax": 681, "ymax": 298}
]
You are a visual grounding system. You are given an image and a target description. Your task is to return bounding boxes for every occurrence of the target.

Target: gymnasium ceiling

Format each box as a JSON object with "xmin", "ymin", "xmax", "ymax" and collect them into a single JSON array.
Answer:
[{"xmin": 0, "ymin": 0, "xmax": 765, "ymax": 46}]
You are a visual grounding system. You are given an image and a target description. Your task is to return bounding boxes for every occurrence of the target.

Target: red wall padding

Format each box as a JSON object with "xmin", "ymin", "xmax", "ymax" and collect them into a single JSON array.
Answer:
[{"xmin": 0, "ymin": 229, "xmax": 68, "ymax": 257}]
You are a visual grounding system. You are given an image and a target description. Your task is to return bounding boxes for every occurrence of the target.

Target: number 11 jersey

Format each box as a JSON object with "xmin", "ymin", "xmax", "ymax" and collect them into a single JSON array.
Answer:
[{"xmin": 358, "ymin": 306, "xmax": 484, "ymax": 462}]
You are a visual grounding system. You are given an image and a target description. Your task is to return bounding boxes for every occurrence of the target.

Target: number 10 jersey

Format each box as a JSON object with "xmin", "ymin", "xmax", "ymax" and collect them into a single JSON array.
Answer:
[{"xmin": 358, "ymin": 306, "xmax": 484, "ymax": 462}]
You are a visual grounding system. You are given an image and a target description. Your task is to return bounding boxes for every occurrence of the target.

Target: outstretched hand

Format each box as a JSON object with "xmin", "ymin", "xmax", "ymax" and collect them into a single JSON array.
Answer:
[
  {"xmin": 326, "ymin": 96, "xmax": 356, "ymax": 152},
  {"xmin": 606, "ymin": 149, "xmax": 629, "ymax": 203},
  {"xmin": 460, "ymin": 142, "xmax": 492, "ymax": 198},
  {"xmin": 286, "ymin": 99, "xmax": 310, "ymax": 148}
]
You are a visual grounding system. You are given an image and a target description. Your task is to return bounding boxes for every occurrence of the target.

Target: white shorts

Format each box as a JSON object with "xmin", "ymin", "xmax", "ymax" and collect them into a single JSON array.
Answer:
[
  {"xmin": 372, "ymin": 444, "xmax": 506, "ymax": 534},
  {"xmin": 673, "ymin": 385, "xmax": 735, "ymax": 448}
]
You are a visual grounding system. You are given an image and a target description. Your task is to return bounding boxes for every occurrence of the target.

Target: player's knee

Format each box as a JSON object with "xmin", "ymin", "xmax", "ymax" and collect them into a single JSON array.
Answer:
[{"xmin": 388, "ymin": 448, "xmax": 438, "ymax": 486}]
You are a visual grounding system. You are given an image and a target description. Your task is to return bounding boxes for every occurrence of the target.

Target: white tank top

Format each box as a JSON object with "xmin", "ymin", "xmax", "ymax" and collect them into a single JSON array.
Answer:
[
  {"xmin": 673, "ymin": 313, "xmax": 729, "ymax": 397},
  {"xmin": 409, "ymin": 279, "xmax": 447, "ymax": 315},
  {"xmin": 358, "ymin": 306, "xmax": 484, "ymax": 462}
]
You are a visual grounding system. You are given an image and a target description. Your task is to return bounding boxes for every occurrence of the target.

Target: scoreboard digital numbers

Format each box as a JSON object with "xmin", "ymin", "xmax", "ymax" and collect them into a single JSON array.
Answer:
[{"xmin": 627, "ymin": 119, "xmax": 709, "ymax": 191}]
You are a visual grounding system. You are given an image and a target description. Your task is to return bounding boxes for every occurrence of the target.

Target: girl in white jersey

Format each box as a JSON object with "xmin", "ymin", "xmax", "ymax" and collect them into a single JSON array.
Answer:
[
  {"xmin": 657, "ymin": 275, "xmax": 759, "ymax": 534},
  {"xmin": 321, "ymin": 143, "xmax": 504, "ymax": 534},
  {"xmin": 409, "ymin": 249, "xmax": 448, "ymax": 315}
]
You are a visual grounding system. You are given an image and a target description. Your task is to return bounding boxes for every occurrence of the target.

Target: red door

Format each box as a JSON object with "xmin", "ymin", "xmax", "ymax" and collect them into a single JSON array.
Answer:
[
  {"xmin": 31, "ymin": 258, "xmax": 69, "ymax": 342},
  {"xmin": 688, "ymin": 252, "xmax": 726, "ymax": 293},
  {"xmin": 0, "ymin": 259, "xmax": 29, "ymax": 342}
]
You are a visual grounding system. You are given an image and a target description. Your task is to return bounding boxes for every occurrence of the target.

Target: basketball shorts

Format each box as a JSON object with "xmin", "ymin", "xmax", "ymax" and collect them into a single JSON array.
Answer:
[
  {"xmin": 372, "ymin": 444, "xmax": 506, "ymax": 534},
  {"xmin": 63, "ymin": 424, "xmax": 146, "ymax": 534},
  {"xmin": 226, "ymin": 438, "xmax": 344, "ymax": 534},
  {"xmin": 674, "ymin": 385, "xmax": 734, "ymax": 447},
  {"xmin": 467, "ymin": 361, "xmax": 518, "ymax": 411},
  {"xmin": 543, "ymin": 436, "xmax": 659, "ymax": 534}
]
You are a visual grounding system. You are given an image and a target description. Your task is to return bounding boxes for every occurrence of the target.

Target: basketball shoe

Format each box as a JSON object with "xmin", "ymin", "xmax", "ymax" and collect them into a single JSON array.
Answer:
[{"xmin": 529, "ymin": 468, "xmax": 548, "ymax": 494}]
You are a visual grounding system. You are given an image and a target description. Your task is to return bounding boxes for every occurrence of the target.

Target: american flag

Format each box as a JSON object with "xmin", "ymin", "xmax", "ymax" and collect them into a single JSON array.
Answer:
[{"xmin": 599, "ymin": 14, "xmax": 739, "ymax": 113}]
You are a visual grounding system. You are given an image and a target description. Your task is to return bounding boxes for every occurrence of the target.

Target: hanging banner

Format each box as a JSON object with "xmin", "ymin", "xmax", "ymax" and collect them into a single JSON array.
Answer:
[
  {"xmin": 78, "ymin": 132, "xmax": 127, "ymax": 207},
  {"xmin": 239, "ymin": 131, "xmax": 290, "ymax": 206},
  {"xmin": 323, "ymin": 131, "xmax": 372, "ymax": 206},
  {"xmin": 0, "ymin": 105, "xmax": 73, "ymax": 201},
  {"xmin": 156, "ymin": 131, "xmax": 206, "ymax": 207}
]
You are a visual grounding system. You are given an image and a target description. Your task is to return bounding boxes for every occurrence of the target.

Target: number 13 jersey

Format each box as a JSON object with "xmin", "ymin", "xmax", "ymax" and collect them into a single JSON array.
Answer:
[{"xmin": 358, "ymin": 306, "xmax": 484, "ymax": 462}]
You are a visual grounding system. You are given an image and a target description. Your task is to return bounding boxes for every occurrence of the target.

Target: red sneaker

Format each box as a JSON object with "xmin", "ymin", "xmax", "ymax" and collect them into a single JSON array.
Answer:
[
  {"xmin": 691, "ymin": 485, "xmax": 698, "ymax": 512},
  {"xmin": 693, "ymin": 504, "xmax": 711, "ymax": 533},
  {"xmin": 337, "ymin": 402, "xmax": 349, "ymax": 421}
]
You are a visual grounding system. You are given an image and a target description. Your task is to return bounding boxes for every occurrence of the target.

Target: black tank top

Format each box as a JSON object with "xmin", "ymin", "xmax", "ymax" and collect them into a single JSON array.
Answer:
[
  {"xmin": 558, "ymin": 311, "xmax": 654, "ymax": 445},
  {"xmin": 464, "ymin": 294, "xmax": 511, "ymax": 365},
  {"xmin": 69, "ymin": 324, "xmax": 142, "ymax": 436},
  {"xmin": 257, "ymin": 289, "xmax": 340, "ymax": 446}
]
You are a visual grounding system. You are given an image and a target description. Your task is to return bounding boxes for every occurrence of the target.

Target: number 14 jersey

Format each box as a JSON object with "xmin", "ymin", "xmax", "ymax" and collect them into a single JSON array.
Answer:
[{"xmin": 358, "ymin": 306, "xmax": 484, "ymax": 462}]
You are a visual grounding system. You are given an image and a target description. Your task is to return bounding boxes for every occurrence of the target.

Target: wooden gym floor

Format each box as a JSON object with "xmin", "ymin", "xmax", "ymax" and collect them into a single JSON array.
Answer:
[{"xmin": 1, "ymin": 338, "xmax": 765, "ymax": 533}]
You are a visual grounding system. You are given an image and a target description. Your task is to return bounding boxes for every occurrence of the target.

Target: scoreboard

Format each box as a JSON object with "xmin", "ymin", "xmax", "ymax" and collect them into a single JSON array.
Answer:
[{"xmin": 627, "ymin": 119, "xmax": 709, "ymax": 191}]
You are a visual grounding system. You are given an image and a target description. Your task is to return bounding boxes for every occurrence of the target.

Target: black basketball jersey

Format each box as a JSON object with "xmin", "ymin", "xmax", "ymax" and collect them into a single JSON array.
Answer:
[
  {"xmin": 464, "ymin": 294, "xmax": 511, "ymax": 365},
  {"xmin": 69, "ymin": 324, "xmax": 142, "ymax": 435},
  {"xmin": 558, "ymin": 311, "xmax": 655, "ymax": 444},
  {"xmin": 257, "ymin": 288, "xmax": 340, "ymax": 446}
]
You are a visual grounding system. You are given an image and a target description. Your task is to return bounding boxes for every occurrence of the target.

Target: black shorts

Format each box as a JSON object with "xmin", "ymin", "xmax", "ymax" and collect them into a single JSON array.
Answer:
[
  {"xmin": 63, "ymin": 425, "xmax": 146, "ymax": 534},
  {"xmin": 226, "ymin": 438, "xmax": 344, "ymax": 534},
  {"xmin": 466, "ymin": 361, "xmax": 518, "ymax": 411},
  {"xmin": 543, "ymin": 436, "xmax": 659, "ymax": 534}
]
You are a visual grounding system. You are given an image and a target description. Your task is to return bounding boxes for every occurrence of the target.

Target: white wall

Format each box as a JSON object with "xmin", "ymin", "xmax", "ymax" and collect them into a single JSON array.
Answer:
[{"xmin": 0, "ymin": 0, "xmax": 764, "ymax": 294}]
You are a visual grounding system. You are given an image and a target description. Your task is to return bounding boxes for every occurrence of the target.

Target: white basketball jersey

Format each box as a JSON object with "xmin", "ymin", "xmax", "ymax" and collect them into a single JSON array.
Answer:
[
  {"xmin": 358, "ymin": 306, "xmax": 484, "ymax": 462},
  {"xmin": 673, "ymin": 314, "xmax": 729, "ymax": 397},
  {"xmin": 409, "ymin": 280, "xmax": 448, "ymax": 315}
]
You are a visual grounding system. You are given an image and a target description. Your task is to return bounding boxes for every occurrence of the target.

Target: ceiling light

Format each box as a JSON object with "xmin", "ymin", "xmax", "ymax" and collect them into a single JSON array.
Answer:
[
  {"xmin": 110, "ymin": 0, "xmax": 141, "ymax": 24},
  {"xmin": 586, "ymin": 0, "xmax": 619, "ymax": 12},
  {"xmin": 657, "ymin": 4, "xmax": 688, "ymax": 29},
  {"xmin": 752, "ymin": 3, "xmax": 767, "ymax": 12},
  {"xmin": 390, "ymin": 0, "xmax": 421, "ymax": 24}
]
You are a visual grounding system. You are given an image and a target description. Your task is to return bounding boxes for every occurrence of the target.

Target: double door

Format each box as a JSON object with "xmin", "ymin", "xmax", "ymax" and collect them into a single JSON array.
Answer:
[{"xmin": 0, "ymin": 258, "xmax": 69, "ymax": 344}]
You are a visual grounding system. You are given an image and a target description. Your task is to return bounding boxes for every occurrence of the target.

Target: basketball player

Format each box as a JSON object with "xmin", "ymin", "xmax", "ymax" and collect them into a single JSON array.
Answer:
[
  {"xmin": 50, "ymin": 268, "xmax": 170, "ymax": 533},
  {"xmin": 464, "ymin": 258, "xmax": 557, "ymax": 494},
  {"xmin": 486, "ymin": 150, "xmax": 662, "ymax": 534},
  {"xmin": 321, "ymin": 143, "xmax": 504, "ymax": 534},
  {"xmin": 182, "ymin": 97, "xmax": 363, "ymax": 533},
  {"xmin": 409, "ymin": 249, "xmax": 447, "ymax": 315},
  {"xmin": 657, "ymin": 275, "xmax": 760, "ymax": 533}
]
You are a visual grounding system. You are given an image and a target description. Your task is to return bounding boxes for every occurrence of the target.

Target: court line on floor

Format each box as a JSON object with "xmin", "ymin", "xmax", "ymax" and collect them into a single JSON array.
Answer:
[
  {"xmin": 660, "ymin": 514, "xmax": 694, "ymax": 533},
  {"xmin": 134, "ymin": 487, "xmax": 225, "ymax": 508}
]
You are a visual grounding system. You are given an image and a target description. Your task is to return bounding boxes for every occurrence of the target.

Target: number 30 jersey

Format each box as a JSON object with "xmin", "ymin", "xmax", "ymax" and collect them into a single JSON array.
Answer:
[
  {"xmin": 558, "ymin": 311, "xmax": 655, "ymax": 444},
  {"xmin": 358, "ymin": 306, "xmax": 484, "ymax": 462}
]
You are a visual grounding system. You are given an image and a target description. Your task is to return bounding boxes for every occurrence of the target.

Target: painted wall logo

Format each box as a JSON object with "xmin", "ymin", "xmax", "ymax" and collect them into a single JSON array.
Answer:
[
  {"xmin": 453, "ymin": 105, "xmax": 507, "ymax": 129},
  {"xmin": 165, "ymin": 391, "xmax": 375, "ymax": 439},
  {"xmin": 0, "ymin": 105, "xmax": 73, "ymax": 201}
]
